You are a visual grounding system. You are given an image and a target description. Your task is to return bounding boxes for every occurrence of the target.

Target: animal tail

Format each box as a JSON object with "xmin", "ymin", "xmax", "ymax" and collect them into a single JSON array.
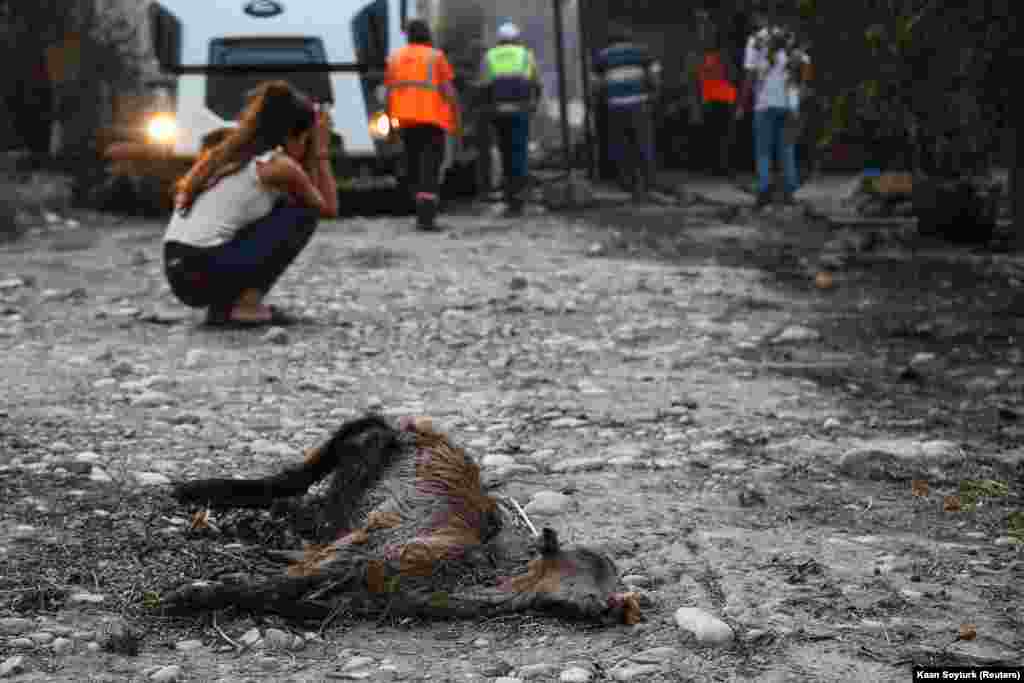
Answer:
[{"xmin": 171, "ymin": 414, "xmax": 403, "ymax": 511}]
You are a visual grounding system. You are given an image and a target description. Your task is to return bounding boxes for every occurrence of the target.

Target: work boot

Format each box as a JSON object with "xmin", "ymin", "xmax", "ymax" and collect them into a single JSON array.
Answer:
[
  {"xmin": 502, "ymin": 177, "xmax": 526, "ymax": 217},
  {"xmin": 502, "ymin": 200, "xmax": 525, "ymax": 218},
  {"xmin": 415, "ymin": 194, "xmax": 439, "ymax": 231}
]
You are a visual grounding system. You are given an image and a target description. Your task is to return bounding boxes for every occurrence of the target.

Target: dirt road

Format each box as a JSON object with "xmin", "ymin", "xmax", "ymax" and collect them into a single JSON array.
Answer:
[{"xmin": 1, "ymin": 200, "xmax": 1021, "ymax": 682}]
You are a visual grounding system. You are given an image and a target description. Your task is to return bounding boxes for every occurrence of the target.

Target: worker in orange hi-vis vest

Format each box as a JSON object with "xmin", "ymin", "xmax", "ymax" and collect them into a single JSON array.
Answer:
[
  {"xmin": 385, "ymin": 19, "xmax": 462, "ymax": 231},
  {"xmin": 697, "ymin": 32, "xmax": 738, "ymax": 177}
]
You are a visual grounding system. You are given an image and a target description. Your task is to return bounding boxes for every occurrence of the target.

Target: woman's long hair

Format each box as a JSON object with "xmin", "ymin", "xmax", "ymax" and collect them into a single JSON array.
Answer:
[{"xmin": 176, "ymin": 80, "xmax": 316, "ymax": 208}]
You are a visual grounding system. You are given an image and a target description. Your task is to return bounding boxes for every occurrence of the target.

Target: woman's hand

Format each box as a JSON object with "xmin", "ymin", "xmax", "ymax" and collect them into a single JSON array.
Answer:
[{"xmin": 313, "ymin": 104, "xmax": 333, "ymax": 157}]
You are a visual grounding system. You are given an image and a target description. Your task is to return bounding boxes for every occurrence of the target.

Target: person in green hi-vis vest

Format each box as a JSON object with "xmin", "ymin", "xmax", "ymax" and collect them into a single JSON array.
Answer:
[{"xmin": 479, "ymin": 22, "xmax": 542, "ymax": 217}]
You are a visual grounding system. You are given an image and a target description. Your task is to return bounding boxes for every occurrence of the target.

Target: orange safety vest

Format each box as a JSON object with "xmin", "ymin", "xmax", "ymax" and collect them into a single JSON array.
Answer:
[
  {"xmin": 698, "ymin": 51, "xmax": 737, "ymax": 104},
  {"xmin": 386, "ymin": 44, "xmax": 455, "ymax": 132}
]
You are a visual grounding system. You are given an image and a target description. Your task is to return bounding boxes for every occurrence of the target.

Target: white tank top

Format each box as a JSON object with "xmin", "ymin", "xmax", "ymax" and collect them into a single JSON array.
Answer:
[{"xmin": 163, "ymin": 149, "xmax": 285, "ymax": 248}]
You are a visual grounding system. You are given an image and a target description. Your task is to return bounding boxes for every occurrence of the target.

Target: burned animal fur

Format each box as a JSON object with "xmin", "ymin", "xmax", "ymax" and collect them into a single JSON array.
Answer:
[{"xmin": 165, "ymin": 414, "xmax": 641, "ymax": 624}]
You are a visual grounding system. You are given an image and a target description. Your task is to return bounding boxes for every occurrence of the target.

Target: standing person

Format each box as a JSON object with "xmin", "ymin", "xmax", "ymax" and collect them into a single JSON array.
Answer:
[
  {"xmin": 385, "ymin": 19, "xmax": 461, "ymax": 231},
  {"xmin": 592, "ymin": 27, "xmax": 662, "ymax": 201},
  {"xmin": 163, "ymin": 80, "xmax": 338, "ymax": 327},
  {"xmin": 479, "ymin": 22, "xmax": 542, "ymax": 217},
  {"xmin": 736, "ymin": 23, "xmax": 811, "ymax": 209},
  {"xmin": 697, "ymin": 32, "xmax": 738, "ymax": 176},
  {"xmin": 7, "ymin": 56, "xmax": 55, "ymax": 167}
]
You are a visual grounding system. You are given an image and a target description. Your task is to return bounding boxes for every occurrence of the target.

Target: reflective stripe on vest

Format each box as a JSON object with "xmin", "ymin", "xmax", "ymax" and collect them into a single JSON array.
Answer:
[
  {"xmin": 485, "ymin": 44, "xmax": 530, "ymax": 79},
  {"xmin": 487, "ymin": 44, "xmax": 533, "ymax": 107},
  {"xmin": 389, "ymin": 49, "xmax": 440, "ymax": 93}
]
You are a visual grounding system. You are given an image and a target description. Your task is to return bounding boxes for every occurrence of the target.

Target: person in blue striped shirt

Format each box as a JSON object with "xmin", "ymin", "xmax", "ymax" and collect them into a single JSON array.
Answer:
[{"xmin": 592, "ymin": 27, "xmax": 662, "ymax": 200}]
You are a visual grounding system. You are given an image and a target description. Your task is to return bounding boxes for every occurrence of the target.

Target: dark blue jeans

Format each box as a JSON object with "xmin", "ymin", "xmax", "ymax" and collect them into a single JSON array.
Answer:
[
  {"xmin": 606, "ymin": 103, "xmax": 655, "ymax": 190},
  {"xmin": 492, "ymin": 111, "xmax": 531, "ymax": 197},
  {"xmin": 164, "ymin": 205, "xmax": 318, "ymax": 310},
  {"xmin": 754, "ymin": 107, "xmax": 799, "ymax": 196}
]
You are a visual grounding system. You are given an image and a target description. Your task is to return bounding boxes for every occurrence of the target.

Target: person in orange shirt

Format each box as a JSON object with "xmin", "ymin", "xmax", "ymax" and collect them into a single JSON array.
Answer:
[
  {"xmin": 697, "ymin": 32, "xmax": 738, "ymax": 177},
  {"xmin": 385, "ymin": 19, "xmax": 461, "ymax": 231}
]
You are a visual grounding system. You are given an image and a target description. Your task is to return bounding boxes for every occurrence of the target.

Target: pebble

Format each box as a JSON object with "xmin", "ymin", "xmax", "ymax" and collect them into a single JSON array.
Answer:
[
  {"xmin": 518, "ymin": 663, "xmax": 556, "ymax": 679},
  {"xmin": 771, "ymin": 325, "xmax": 821, "ymax": 344},
  {"xmin": 550, "ymin": 457, "xmax": 606, "ymax": 473},
  {"xmin": 149, "ymin": 665, "xmax": 183, "ymax": 682},
  {"xmin": 174, "ymin": 639, "xmax": 204, "ymax": 652},
  {"xmin": 28, "ymin": 632, "xmax": 54, "ymax": 645},
  {"xmin": 620, "ymin": 574, "xmax": 650, "ymax": 588},
  {"xmin": 341, "ymin": 655, "xmax": 376, "ymax": 671},
  {"xmin": 482, "ymin": 454, "xmax": 517, "ymax": 469},
  {"xmin": 0, "ymin": 278, "xmax": 25, "ymax": 290},
  {"xmin": 51, "ymin": 637, "xmax": 73, "ymax": 655},
  {"xmin": 549, "ymin": 417, "xmax": 587, "ymax": 429},
  {"xmin": 140, "ymin": 374, "xmax": 175, "ymax": 391},
  {"xmin": 0, "ymin": 656, "xmax": 27, "ymax": 678},
  {"xmin": 611, "ymin": 663, "xmax": 663, "ymax": 681},
  {"xmin": 133, "ymin": 472, "xmax": 172, "ymax": 487},
  {"xmin": 89, "ymin": 467, "xmax": 114, "ymax": 483},
  {"xmin": 132, "ymin": 391, "xmax": 174, "ymax": 407},
  {"xmin": 838, "ymin": 438, "xmax": 964, "ymax": 480},
  {"xmin": 263, "ymin": 628, "xmax": 293, "ymax": 650},
  {"xmin": 262, "ymin": 327, "xmax": 290, "ymax": 345},
  {"xmin": 240, "ymin": 628, "xmax": 262, "ymax": 647},
  {"xmin": 0, "ymin": 618, "xmax": 34, "ymax": 636},
  {"xmin": 183, "ymin": 349, "xmax": 207, "ymax": 368},
  {"xmin": 559, "ymin": 666, "xmax": 594, "ymax": 682},
  {"xmin": 250, "ymin": 440, "xmax": 296, "ymax": 457},
  {"xmin": 256, "ymin": 656, "xmax": 280, "ymax": 671},
  {"xmin": 472, "ymin": 637, "xmax": 489, "ymax": 647},
  {"xmin": 674, "ymin": 607, "xmax": 735, "ymax": 646},
  {"xmin": 630, "ymin": 646, "xmax": 675, "ymax": 664},
  {"xmin": 524, "ymin": 490, "xmax": 573, "ymax": 515}
]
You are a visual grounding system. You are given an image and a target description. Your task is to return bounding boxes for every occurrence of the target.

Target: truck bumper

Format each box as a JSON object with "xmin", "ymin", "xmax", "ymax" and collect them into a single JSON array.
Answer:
[{"xmin": 104, "ymin": 142, "xmax": 196, "ymax": 182}]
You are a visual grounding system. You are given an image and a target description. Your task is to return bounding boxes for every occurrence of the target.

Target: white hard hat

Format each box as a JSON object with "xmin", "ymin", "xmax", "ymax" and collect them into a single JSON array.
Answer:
[{"xmin": 497, "ymin": 22, "xmax": 520, "ymax": 41}]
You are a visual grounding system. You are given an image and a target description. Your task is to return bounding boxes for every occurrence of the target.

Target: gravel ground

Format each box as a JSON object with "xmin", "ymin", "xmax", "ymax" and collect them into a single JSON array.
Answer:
[{"xmin": 0, "ymin": 198, "xmax": 1022, "ymax": 682}]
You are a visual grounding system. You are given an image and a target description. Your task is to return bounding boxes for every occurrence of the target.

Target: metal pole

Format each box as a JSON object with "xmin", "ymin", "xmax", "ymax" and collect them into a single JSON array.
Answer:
[
  {"xmin": 552, "ymin": 0, "xmax": 572, "ymax": 176},
  {"xmin": 577, "ymin": 0, "xmax": 595, "ymax": 180}
]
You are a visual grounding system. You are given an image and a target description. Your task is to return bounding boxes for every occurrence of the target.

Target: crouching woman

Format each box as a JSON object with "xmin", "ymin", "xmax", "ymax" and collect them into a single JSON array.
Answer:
[{"xmin": 163, "ymin": 80, "xmax": 339, "ymax": 327}]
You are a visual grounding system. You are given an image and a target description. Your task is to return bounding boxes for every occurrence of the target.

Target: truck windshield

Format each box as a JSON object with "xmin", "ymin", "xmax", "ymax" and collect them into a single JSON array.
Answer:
[
  {"xmin": 206, "ymin": 37, "xmax": 333, "ymax": 120},
  {"xmin": 222, "ymin": 47, "xmax": 321, "ymax": 66}
]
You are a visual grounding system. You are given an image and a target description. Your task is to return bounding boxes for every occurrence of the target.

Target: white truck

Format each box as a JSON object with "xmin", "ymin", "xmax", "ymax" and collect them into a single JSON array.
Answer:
[{"xmin": 105, "ymin": 0, "xmax": 489, "ymax": 205}]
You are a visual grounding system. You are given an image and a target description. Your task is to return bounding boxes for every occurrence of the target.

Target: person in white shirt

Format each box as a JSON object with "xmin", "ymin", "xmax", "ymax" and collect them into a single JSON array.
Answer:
[
  {"xmin": 736, "ymin": 24, "xmax": 811, "ymax": 209},
  {"xmin": 163, "ymin": 81, "xmax": 339, "ymax": 327}
]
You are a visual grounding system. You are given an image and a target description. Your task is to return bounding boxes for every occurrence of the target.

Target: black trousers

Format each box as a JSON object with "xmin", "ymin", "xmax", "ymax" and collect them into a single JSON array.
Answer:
[
  {"xmin": 164, "ymin": 205, "xmax": 318, "ymax": 310},
  {"xmin": 400, "ymin": 124, "xmax": 446, "ymax": 200},
  {"xmin": 702, "ymin": 101, "xmax": 735, "ymax": 175}
]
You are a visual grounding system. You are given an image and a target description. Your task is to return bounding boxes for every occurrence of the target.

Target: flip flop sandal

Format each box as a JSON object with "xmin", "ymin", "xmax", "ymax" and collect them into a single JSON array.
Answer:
[
  {"xmin": 201, "ymin": 306, "xmax": 300, "ymax": 329},
  {"xmin": 266, "ymin": 305, "xmax": 301, "ymax": 326}
]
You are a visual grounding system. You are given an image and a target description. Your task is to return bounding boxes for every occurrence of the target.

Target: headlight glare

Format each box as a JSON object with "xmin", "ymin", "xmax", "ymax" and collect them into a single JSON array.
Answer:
[
  {"xmin": 146, "ymin": 114, "xmax": 177, "ymax": 145},
  {"xmin": 369, "ymin": 111, "xmax": 392, "ymax": 140}
]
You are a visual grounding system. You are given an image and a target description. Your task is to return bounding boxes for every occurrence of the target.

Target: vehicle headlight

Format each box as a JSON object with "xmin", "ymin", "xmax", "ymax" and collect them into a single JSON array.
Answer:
[
  {"xmin": 369, "ymin": 111, "xmax": 399, "ymax": 141},
  {"xmin": 146, "ymin": 113, "xmax": 178, "ymax": 145}
]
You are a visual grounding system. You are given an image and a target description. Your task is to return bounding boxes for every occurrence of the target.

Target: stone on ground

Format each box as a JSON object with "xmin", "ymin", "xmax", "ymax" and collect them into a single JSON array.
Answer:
[
  {"xmin": 838, "ymin": 439, "xmax": 964, "ymax": 480},
  {"xmin": 674, "ymin": 607, "xmax": 735, "ymax": 646},
  {"xmin": 524, "ymin": 490, "xmax": 573, "ymax": 515}
]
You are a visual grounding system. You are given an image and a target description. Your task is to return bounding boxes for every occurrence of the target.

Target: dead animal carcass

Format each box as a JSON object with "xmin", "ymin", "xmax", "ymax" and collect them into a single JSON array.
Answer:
[{"xmin": 165, "ymin": 414, "xmax": 642, "ymax": 625}]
